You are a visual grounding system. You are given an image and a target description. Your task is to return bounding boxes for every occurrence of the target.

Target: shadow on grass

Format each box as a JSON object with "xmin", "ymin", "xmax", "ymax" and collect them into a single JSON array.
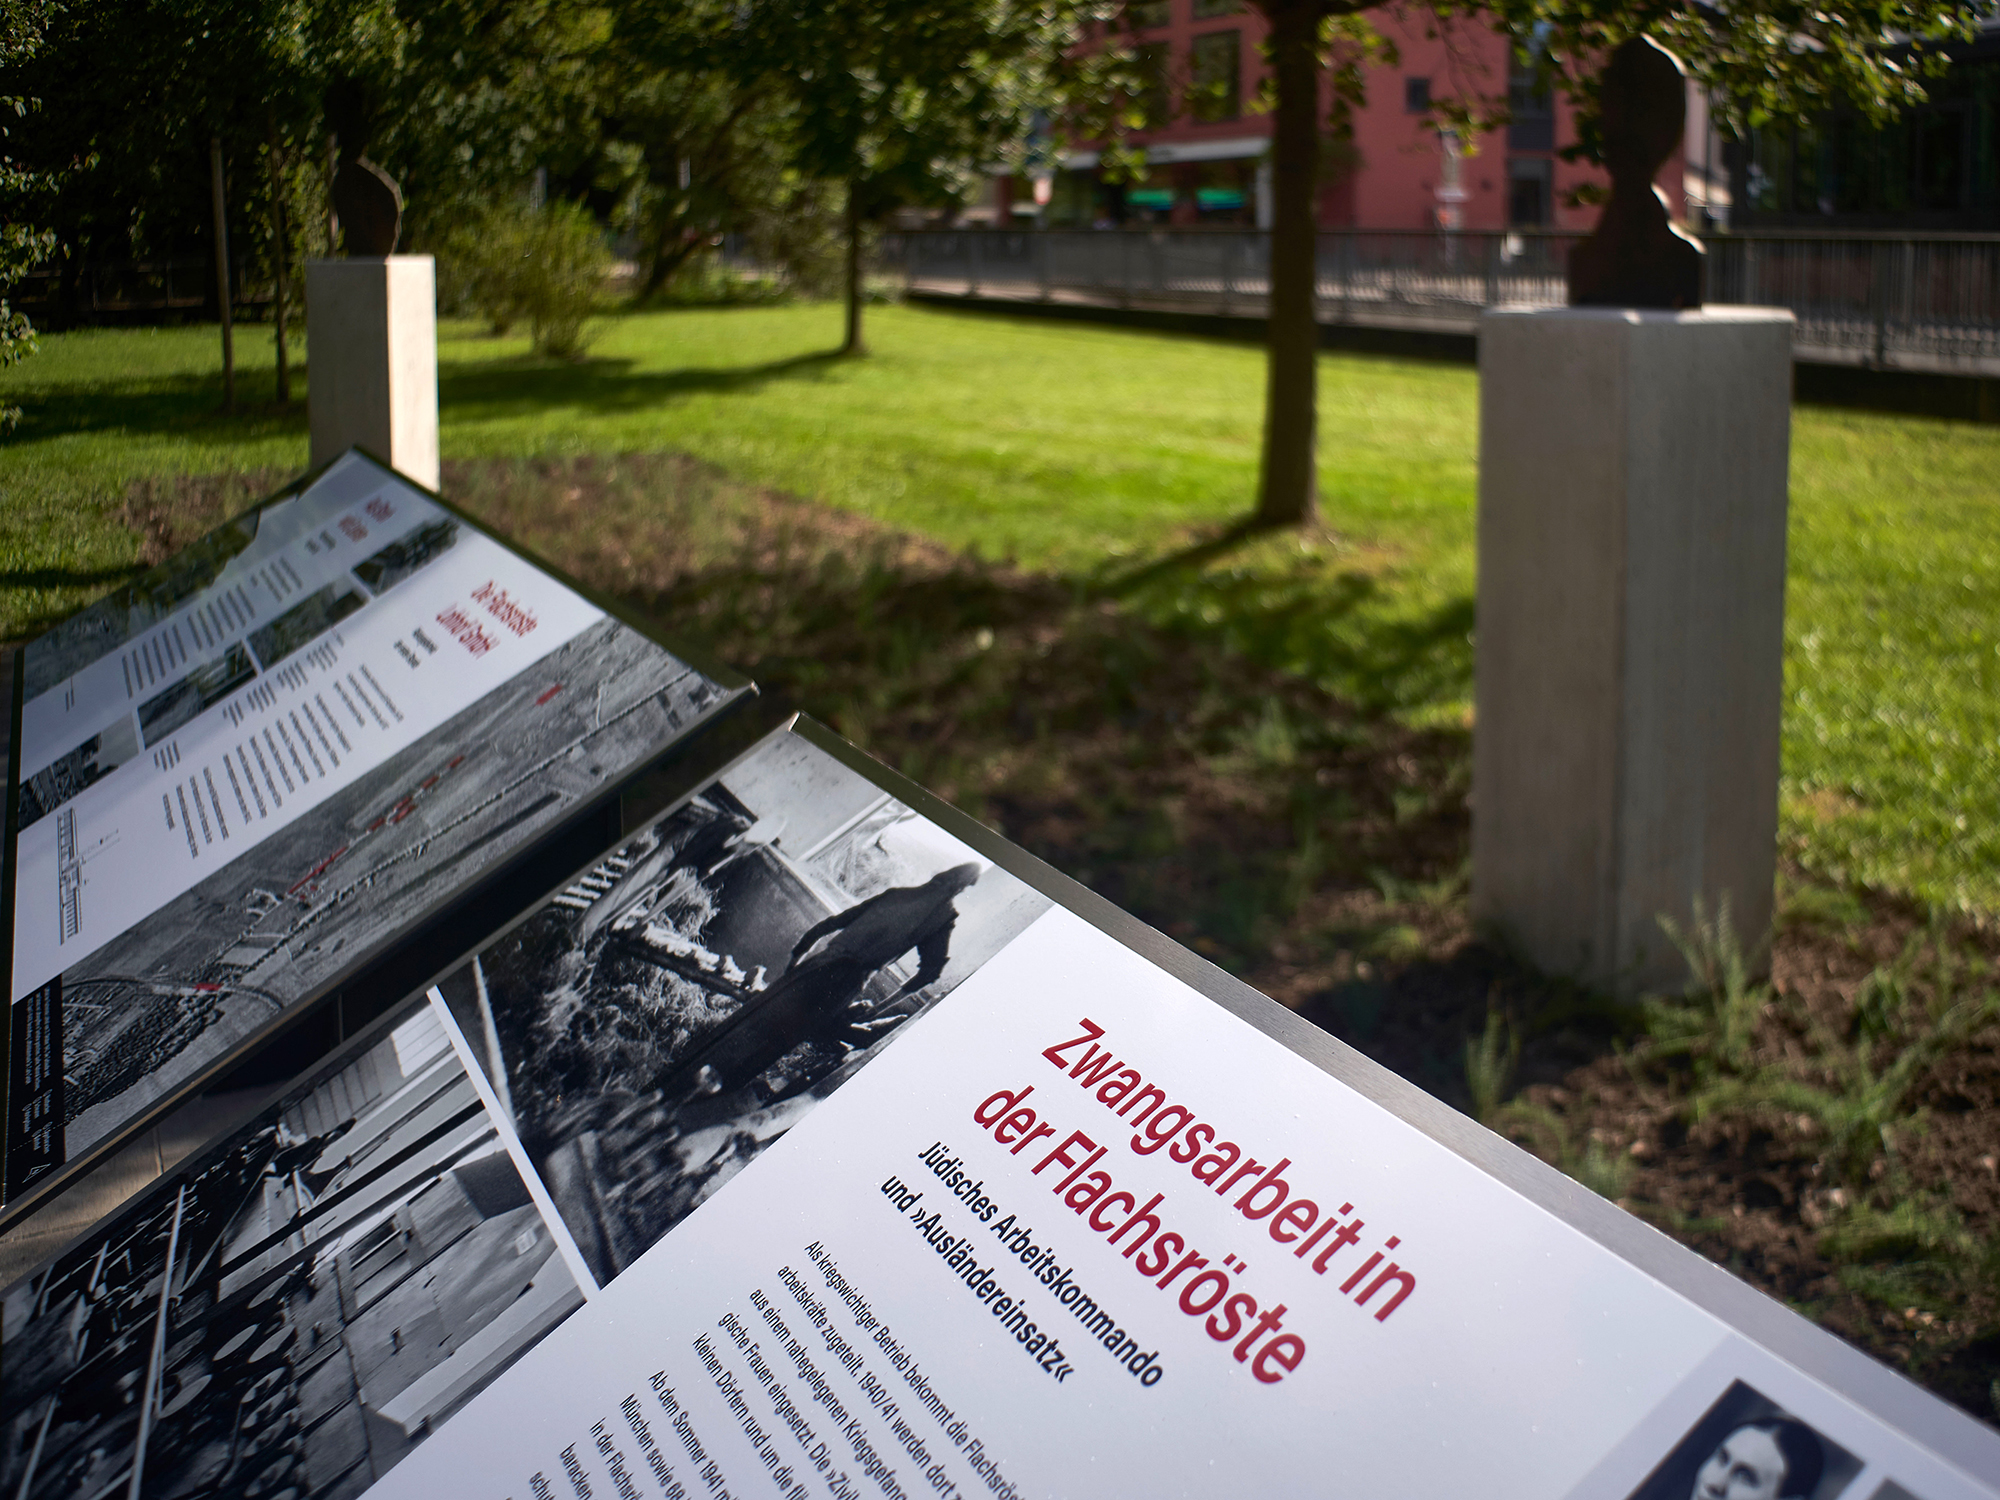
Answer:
[
  {"xmin": 7, "ymin": 369, "xmax": 304, "ymax": 445},
  {"xmin": 5, "ymin": 348, "xmax": 850, "ymax": 443},
  {"xmin": 1093, "ymin": 526, "xmax": 1476, "ymax": 717},
  {"xmin": 0, "ymin": 564, "xmax": 147, "ymax": 591},
  {"xmin": 438, "ymin": 348, "xmax": 850, "ymax": 418}
]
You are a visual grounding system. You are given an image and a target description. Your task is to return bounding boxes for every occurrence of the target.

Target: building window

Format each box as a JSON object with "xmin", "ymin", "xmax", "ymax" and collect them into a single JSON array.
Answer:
[
  {"xmin": 1192, "ymin": 0, "xmax": 1242, "ymax": 16},
  {"xmin": 1126, "ymin": 0, "xmax": 1171, "ymax": 29},
  {"xmin": 1507, "ymin": 56, "xmax": 1554, "ymax": 151},
  {"xmin": 1917, "ymin": 109, "xmax": 1967, "ymax": 211},
  {"xmin": 1507, "ymin": 158, "xmax": 1552, "ymax": 227},
  {"xmin": 1136, "ymin": 40, "xmax": 1173, "ymax": 130},
  {"xmin": 1404, "ymin": 77, "xmax": 1431, "ymax": 114},
  {"xmin": 1189, "ymin": 30, "xmax": 1241, "ymax": 122}
]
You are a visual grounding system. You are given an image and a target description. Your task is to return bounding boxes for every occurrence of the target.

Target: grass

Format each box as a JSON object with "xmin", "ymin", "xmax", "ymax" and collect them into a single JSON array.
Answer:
[
  {"xmin": 2, "ymin": 302, "xmax": 1998, "ymax": 913},
  {"xmin": 12, "ymin": 326, "xmax": 2000, "ymax": 1417}
]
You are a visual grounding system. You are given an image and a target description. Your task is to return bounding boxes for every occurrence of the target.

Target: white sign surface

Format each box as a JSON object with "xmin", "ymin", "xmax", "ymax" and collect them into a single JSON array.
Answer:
[
  {"xmin": 380, "ymin": 905, "xmax": 1998, "ymax": 1500},
  {"xmin": 5, "ymin": 451, "xmax": 730, "ymax": 1190},
  {"xmin": 13, "ymin": 499, "xmax": 596, "ymax": 1000},
  {"xmin": 5, "ymin": 731, "xmax": 1993, "ymax": 1500}
]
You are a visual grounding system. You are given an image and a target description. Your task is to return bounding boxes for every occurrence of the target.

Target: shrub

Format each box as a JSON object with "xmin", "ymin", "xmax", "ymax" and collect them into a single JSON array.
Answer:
[
  {"xmin": 644, "ymin": 255, "xmax": 792, "ymax": 308},
  {"xmin": 439, "ymin": 199, "xmax": 611, "ymax": 359}
]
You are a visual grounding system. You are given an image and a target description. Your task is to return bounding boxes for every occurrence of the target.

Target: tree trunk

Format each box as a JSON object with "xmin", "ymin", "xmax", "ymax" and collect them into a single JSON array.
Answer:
[
  {"xmin": 1253, "ymin": 0, "xmax": 1323, "ymax": 526},
  {"xmin": 841, "ymin": 178, "xmax": 865, "ymax": 356},
  {"xmin": 643, "ymin": 227, "xmax": 699, "ymax": 298},
  {"xmin": 325, "ymin": 134, "xmax": 340, "ymax": 251},
  {"xmin": 210, "ymin": 135, "xmax": 235, "ymax": 415},
  {"xmin": 267, "ymin": 115, "xmax": 291, "ymax": 406}
]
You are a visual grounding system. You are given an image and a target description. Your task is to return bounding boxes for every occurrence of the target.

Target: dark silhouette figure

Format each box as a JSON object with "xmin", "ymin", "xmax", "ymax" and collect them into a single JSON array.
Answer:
[
  {"xmin": 660, "ymin": 863, "xmax": 984, "ymax": 1100},
  {"xmin": 1567, "ymin": 36, "xmax": 1703, "ymax": 309},
  {"xmin": 325, "ymin": 79, "xmax": 402, "ymax": 255}
]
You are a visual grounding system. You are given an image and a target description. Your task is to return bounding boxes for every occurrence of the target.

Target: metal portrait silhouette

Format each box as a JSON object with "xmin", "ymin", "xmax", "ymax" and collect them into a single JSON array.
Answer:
[
  {"xmin": 324, "ymin": 79, "xmax": 402, "ymax": 256},
  {"xmin": 1567, "ymin": 36, "xmax": 1704, "ymax": 309}
]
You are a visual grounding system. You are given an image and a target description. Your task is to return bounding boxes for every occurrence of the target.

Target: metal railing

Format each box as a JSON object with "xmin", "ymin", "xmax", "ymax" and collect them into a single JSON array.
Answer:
[{"xmin": 883, "ymin": 228, "xmax": 2000, "ymax": 371}]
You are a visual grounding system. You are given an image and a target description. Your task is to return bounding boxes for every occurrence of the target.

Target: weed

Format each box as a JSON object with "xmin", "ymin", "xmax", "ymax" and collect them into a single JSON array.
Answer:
[
  {"xmin": 1665, "ymin": 918, "xmax": 2000, "ymax": 1191},
  {"xmin": 1368, "ymin": 862, "xmax": 1468, "ymax": 912},
  {"xmin": 1777, "ymin": 875, "xmax": 1871, "ymax": 936},
  {"xmin": 1492, "ymin": 1097, "xmax": 1635, "ymax": 1202},
  {"xmin": 1464, "ymin": 1006, "xmax": 1519, "ymax": 1126},
  {"xmin": 1644, "ymin": 896, "xmax": 1769, "ymax": 1082}
]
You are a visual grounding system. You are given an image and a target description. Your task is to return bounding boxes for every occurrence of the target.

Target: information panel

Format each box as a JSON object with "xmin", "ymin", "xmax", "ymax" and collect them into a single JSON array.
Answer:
[
  {"xmin": 1, "ymin": 723, "xmax": 1994, "ymax": 1500},
  {"xmin": 4, "ymin": 451, "xmax": 745, "ymax": 1200}
]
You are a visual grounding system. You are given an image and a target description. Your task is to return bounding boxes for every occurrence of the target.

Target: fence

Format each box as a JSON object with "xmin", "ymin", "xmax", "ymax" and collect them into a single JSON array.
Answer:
[
  {"xmin": 884, "ymin": 228, "xmax": 2000, "ymax": 372},
  {"xmin": 11, "ymin": 256, "xmax": 274, "ymax": 320}
]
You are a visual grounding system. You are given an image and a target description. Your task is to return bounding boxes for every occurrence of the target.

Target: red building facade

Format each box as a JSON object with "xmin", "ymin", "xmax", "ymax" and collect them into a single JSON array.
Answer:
[{"xmin": 995, "ymin": 4, "xmax": 1681, "ymax": 234}]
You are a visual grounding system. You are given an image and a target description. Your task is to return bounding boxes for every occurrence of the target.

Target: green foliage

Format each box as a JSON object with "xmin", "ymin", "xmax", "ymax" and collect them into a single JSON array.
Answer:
[
  {"xmin": 0, "ymin": 0, "xmax": 54, "ymax": 433},
  {"xmin": 1643, "ymin": 904, "xmax": 2000, "ymax": 1195},
  {"xmin": 441, "ymin": 198, "xmax": 610, "ymax": 358},
  {"xmin": 640, "ymin": 260, "xmax": 793, "ymax": 309},
  {"xmin": 1494, "ymin": 1096, "xmax": 1636, "ymax": 1201},
  {"xmin": 1504, "ymin": 0, "xmax": 1988, "ymax": 148},
  {"xmin": 1773, "ymin": 944, "xmax": 1986, "ymax": 1187},
  {"xmin": 1822, "ymin": 1196, "xmax": 2000, "ymax": 1353},
  {"xmin": 1644, "ymin": 897, "xmax": 1767, "ymax": 1083},
  {"xmin": 713, "ymin": 0, "xmax": 1112, "ymax": 213},
  {"xmin": 1464, "ymin": 1006, "xmax": 1520, "ymax": 1126},
  {"xmin": 693, "ymin": 0, "xmax": 1130, "ymax": 345},
  {"xmin": 1628, "ymin": 897, "xmax": 2000, "ymax": 1350}
]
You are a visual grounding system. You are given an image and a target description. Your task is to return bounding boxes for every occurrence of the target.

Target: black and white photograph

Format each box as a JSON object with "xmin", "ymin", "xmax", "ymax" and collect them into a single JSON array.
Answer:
[
  {"xmin": 19, "ymin": 507, "xmax": 266, "ymax": 699},
  {"xmin": 17, "ymin": 718, "xmax": 141, "ymax": 831},
  {"xmin": 52, "ymin": 614, "xmax": 732, "ymax": 1166},
  {"xmin": 437, "ymin": 729, "xmax": 1053, "ymax": 1287},
  {"xmin": 0, "ymin": 999, "xmax": 582, "ymax": 1500},
  {"xmin": 1623, "ymin": 1381, "xmax": 1863, "ymax": 1500}
]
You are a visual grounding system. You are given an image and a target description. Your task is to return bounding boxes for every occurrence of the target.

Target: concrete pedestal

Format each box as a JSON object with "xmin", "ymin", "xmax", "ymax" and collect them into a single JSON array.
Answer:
[
  {"xmin": 1473, "ymin": 306, "xmax": 1794, "ymax": 997},
  {"xmin": 305, "ymin": 256, "xmax": 439, "ymax": 488}
]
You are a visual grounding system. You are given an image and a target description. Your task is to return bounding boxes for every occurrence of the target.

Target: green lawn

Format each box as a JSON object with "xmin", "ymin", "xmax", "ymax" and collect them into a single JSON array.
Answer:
[{"xmin": 3, "ymin": 303, "xmax": 1997, "ymax": 909}]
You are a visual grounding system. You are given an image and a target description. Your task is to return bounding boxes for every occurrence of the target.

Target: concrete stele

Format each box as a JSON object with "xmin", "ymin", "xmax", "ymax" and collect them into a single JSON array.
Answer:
[
  {"xmin": 1473, "ymin": 305, "xmax": 1794, "ymax": 996},
  {"xmin": 305, "ymin": 256, "xmax": 440, "ymax": 489}
]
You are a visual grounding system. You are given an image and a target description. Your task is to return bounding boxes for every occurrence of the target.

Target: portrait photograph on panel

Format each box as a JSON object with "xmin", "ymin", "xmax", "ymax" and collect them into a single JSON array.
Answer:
[
  {"xmin": 436, "ymin": 730, "xmax": 1054, "ymax": 1287},
  {"xmin": 0, "ymin": 1003, "xmax": 582, "ymax": 1500},
  {"xmin": 1623, "ymin": 1380, "xmax": 1863, "ymax": 1500}
]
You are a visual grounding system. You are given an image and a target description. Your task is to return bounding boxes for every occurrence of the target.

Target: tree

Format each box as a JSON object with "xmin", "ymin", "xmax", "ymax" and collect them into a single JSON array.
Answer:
[
  {"xmin": 709, "ymin": 0, "xmax": 1120, "ymax": 355},
  {"xmin": 0, "ymin": 0, "xmax": 55, "ymax": 432},
  {"xmin": 0, "ymin": 0, "xmax": 326, "ymax": 357},
  {"xmin": 1242, "ymin": 0, "xmax": 1988, "ymax": 528},
  {"xmin": 581, "ymin": 31, "xmax": 839, "ymax": 301}
]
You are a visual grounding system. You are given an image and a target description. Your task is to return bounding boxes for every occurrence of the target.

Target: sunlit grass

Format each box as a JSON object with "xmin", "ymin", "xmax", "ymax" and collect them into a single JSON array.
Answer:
[{"xmin": 2, "ymin": 303, "xmax": 1996, "ymax": 909}]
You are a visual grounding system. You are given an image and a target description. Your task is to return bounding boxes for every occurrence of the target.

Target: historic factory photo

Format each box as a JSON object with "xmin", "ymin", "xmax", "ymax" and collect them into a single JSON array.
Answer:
[
  {"xmin": 0, "ymin": 1002, "xmax": 583, "ymax": 1500},
  {"xmin": 437, "ymin": 730, "xmax": 1053, "ymax": 1287}
]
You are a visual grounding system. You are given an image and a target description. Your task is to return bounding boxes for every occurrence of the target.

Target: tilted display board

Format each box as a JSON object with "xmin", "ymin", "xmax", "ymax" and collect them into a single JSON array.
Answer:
[
  {"xmin": 1, "ymin": 718, "xmax": 1994, "ymax": 1500},
  {"xmin": 2, "ymin": 449, "xmax": 750, "ymax": 1208}
]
